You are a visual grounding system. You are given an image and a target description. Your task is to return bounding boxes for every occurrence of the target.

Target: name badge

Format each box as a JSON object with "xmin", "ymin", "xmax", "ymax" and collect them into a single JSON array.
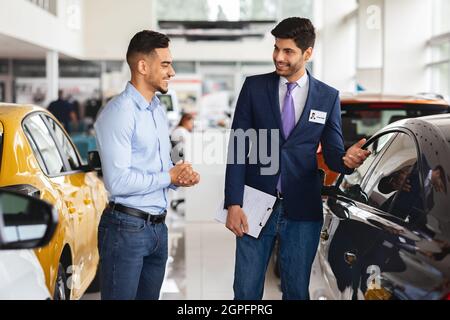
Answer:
[{"xmin": 309, "ymin": 110, "xmax": 327, "ymax": 124}]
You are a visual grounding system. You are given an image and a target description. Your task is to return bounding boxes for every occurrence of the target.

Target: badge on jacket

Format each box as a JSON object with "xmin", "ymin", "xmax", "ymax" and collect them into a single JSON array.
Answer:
[{"xmin": 309, "ymin": 110, "xmax": 327, "ymax": 124}]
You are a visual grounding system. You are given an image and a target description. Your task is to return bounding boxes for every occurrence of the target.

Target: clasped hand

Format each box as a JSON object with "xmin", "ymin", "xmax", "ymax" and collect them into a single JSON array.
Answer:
[{"xmin": 169, "ymin": 161, "xmax": 200, "ymax": 187}]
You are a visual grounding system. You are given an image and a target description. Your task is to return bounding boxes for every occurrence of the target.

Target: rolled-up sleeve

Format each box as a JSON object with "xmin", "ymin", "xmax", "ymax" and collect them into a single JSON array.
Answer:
[{"xmin": 95, "ymin": 104, "xmax": 171, "ymax": 198}]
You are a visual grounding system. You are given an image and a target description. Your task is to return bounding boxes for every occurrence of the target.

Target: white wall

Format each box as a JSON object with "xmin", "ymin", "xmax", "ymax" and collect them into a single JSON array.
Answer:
[
  {"xmin": 356, "ymin": 0, "xmax": 383, "ymax": 92},
  {"xmin": 0, "ymin": 0, "xmax": 85, "ymax": 58},
  {"xmin": 383, "ymin": 0, "xmax": 431, "ymax": 94},
  {"xmin": 83, "ymin": 0, "xmax": 154, "ymax": 60},
  {"xmin": 358, "ymin": 0, "xmax": 383, "ymax": 69},
  {"xmin": 170, "ymin": 36, "xmax": 274, "ymax": 63},
  {"xmin": 83, "ymin": 0, "xmax": 275, "ymax": 62},
  {"xmin": 314, "ymin": 0, "xmax": 358, "ymax": 92}
]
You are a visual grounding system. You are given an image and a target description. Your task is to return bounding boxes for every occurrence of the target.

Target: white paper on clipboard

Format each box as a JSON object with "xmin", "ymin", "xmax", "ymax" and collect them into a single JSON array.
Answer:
[{"xmin": 216, "ymin": 185, "xmax": 277, "ymax": 238}]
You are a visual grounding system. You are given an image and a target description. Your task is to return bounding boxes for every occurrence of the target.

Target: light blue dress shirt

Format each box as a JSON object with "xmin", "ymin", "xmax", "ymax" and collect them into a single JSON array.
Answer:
[{"xmin": 94, "ymin": 82, "xmax": 174, "ymax": 214}]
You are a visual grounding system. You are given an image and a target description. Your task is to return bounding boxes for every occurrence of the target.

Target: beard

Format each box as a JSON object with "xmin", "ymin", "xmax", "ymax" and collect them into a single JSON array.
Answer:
[
  {"xmin": 149, "ymin": 78, "xmax": 169, "ymax": 94},
  {"xmin": 158, "ymin": 87, "xmax": 169, "ymax": 94},
  {"xmin": 157, "ymin": 78, "xmax": 170, "ymax": 94},
  {"xmin": 274, "ymin": 60, "xmax": 304, "ymax": 78}
]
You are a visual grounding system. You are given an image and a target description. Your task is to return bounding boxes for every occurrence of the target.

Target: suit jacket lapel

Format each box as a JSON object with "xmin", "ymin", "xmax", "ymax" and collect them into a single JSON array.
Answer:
[{"xmin": 267, "ymin": 72, "xmax": 286, "ymax": 141}]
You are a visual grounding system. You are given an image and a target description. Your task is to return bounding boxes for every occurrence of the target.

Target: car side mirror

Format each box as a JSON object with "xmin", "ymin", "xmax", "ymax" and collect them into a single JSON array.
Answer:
[
  {"xmin": 321, "ymin": 175, "xmax": 351, "ymax": 220},
  {"xmin": 0, "ymin": 190, "xmax": 58, "ymax": 250},
  {"xmin": 87, "ymin": 151, "xmax": 102, "ymax": 175},
  {"xmin": 346, "ymin": 184, "xmax": 368, "ymax": 204},
  {"xmin": 327, "ymin": 197, "xmax": 350, "ymax": 220}
]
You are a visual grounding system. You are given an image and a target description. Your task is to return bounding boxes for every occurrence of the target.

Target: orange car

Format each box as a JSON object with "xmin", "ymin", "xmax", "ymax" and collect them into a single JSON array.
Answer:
[{"xmin": 318, "ymin": 93, "xmax": 450, "ymax": 185}]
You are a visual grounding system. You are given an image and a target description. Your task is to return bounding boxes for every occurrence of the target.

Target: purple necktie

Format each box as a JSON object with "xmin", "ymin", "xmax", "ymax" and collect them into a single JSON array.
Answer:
[{"xmin": 277, "ymin": 82, "xmax": 298, "ymax": 193}]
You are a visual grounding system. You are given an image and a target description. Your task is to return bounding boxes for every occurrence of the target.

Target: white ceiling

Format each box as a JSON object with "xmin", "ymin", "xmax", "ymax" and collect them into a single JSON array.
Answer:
[{"xmin": 0, "ymin": 33, "xmax": 70, "ymax": 59}]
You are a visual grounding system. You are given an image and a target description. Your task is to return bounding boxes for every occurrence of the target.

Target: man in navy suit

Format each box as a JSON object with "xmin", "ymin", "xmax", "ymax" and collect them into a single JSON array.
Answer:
[{"xmin": 224, "ymin": 17, "xmax": 370, "ymax": 300}]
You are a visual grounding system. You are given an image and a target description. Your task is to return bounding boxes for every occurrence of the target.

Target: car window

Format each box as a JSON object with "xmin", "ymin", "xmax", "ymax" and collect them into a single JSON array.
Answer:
[
  {"xmin": 363, "ymin": 132, "xmax": 424, "ymax": 219},
  {"xmin": 23, "ymin": 125, "xmax": 48, "ymax": 174},
  {"xmin": 44, "ymin": 116, "xmax": 81, "ymax": 171},
  {"xmin": 342, "ymin": 110, "xmax": 407, "ymax": 142},
  {"xmin": 340, "ymin": 132, "xmax": 397, "ymax": 203},
  {"xmin": 23, "ymin": 115, "xmax": 64, "ymax": 176},
  {"xmin": 341, "ymin": 105, "xmax": 449, "ymax": 148}
]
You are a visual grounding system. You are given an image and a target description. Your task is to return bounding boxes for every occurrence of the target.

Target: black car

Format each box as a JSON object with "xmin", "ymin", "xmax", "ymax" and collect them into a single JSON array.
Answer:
[{"xmin": 312, "ymin": 114, "xmax": 450, "ymax": 300}]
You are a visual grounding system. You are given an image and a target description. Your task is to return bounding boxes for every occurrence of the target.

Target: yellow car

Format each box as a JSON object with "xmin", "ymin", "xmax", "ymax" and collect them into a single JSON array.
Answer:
[{"xmin": 0, "ymin": 103, "xmax": 108, "ymax": 300}]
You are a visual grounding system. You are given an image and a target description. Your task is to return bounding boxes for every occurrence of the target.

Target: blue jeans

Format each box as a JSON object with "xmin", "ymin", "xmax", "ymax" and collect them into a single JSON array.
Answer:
[
  {"xmin": 234, "ymin": 200, "xmax": 323, "ymax": 300},
  {"xmin": 98, "ymin": 208, "xmax": 168, "ymax": 300}
]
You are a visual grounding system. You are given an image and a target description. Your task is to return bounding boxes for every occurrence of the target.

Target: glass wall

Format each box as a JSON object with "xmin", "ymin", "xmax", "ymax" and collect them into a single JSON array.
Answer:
[
  {"xmin": 432, "ymin": 0, "xmax": 450, "ymax": 36},
  {"xmin": 428, "ymin": 0, "xmax": 450, "ymax": 99},
  {"xmin": 157, "ymin": 0, "xmax": 313, "ymax": 21},
  {"xmin": 27, "ymin": 0, "xmax": 57, "ymax": 15}
]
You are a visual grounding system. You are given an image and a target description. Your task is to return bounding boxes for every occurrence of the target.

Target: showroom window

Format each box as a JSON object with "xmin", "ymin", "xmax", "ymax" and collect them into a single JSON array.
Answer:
[
  {"xmin": 156, "ymin": 0, "xmax": 313, "ymax": 21},
  {"xmin": 23, "ymin": 115, "xmax": 64, "ymax": 176},
  {"xmin": 27, "ymin": 0, "xmax": 57, "ymax": 15},
  {"xmin": 428, "ymin": 0, "xmax": 450, "ymax": 99},
  {"xmin": 429, "ymin": 42, "xmax": 450, "ymax": 99},
  {"xmin": 432, "ymin": 0, "xmax": 450, "ymax": 36}
]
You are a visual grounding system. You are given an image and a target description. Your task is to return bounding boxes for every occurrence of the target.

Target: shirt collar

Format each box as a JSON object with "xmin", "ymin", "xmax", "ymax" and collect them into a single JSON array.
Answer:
[
  {"xmin": 125, "ymin": 82, "xmax": 160, "ymax": 111},
  {"xmin": 280, "ymin": 71, "xmax": 309, "ymax": 89}
]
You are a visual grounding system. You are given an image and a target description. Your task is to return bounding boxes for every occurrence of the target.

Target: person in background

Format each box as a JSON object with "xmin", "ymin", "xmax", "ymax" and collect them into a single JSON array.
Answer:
[
  {"xmin": 85, "ymin": 91, "xmax": 102, "ymax": 121},
  {"xmin": 67, "ymin": 94, "xmax": 80, "ymax": 132},
  {"xmin": 47, "ymin": 90, "xmax": 77, "ymax": 133},
  {"xmin": 171, "ymin": 113, "xmax": 194, "ymax": 161}
]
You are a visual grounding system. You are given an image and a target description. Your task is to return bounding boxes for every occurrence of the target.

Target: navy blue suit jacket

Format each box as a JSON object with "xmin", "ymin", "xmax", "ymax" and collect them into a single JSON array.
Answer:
[{"xmin": 224, "ymin": 71, "xmax": 352, "ymax": 221}]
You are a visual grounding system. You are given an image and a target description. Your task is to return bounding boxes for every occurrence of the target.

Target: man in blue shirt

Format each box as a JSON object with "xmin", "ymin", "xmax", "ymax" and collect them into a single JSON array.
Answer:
[{"xmin": 94, "ymin": 30, "xmax": 200, "ymax": 300}]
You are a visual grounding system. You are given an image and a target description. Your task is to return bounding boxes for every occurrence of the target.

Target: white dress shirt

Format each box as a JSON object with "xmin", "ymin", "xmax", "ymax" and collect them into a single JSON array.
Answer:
[{"xmin": 278, "ymin": 72, "xmax": 309, "ymax": 125}]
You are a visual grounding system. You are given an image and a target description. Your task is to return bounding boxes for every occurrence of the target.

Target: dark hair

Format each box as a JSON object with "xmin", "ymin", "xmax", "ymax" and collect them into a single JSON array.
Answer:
[
  {"xmin": 126, "ymin": 30, "xmax": 170, "ymax": 66},
  {"xmin": 271, "ymin": 17, "xmax": 316, "ymax": 52},
  {"xmin": 178, "ymin": 113, "xmax": 194, "ymax": 127}
]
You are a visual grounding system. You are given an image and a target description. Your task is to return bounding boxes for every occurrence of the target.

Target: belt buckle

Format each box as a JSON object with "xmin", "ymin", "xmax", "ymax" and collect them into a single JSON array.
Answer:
[
  {"xmin": 146, "ymin": 210, "xmax": 167, "ymax": 224},
  {"xmin": 157, "ymin": 213, "xmax": 166, "ymax": 224}
]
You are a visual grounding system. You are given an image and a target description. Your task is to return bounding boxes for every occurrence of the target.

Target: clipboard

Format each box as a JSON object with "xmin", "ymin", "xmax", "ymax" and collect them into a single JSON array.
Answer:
[{"xmin": 216, "ymin": 185, "xmax": 277, "ymax": 238}]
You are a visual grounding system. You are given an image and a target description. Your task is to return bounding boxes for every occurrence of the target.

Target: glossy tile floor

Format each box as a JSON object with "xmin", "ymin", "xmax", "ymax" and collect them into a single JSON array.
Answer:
[
  {"xmin": 160, "ymin": 210, "xmax": 283, "ymax": 300},
  {"xmin": 82, "ymin": 205, "xmax": 284, "ymax": 300}
]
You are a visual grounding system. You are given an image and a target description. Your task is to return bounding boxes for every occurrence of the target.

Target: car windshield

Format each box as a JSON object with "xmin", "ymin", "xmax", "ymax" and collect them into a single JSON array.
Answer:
[{"xmin": 341, "ymin": 103, "xmax": 449, "ymax": 148}]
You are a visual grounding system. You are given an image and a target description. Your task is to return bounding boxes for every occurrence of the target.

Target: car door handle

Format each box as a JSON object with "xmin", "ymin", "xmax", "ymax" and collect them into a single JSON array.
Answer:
[
  {"xmin": 320, "ymin": 229, "xmax": 329, "ymax": 241},
  {"xmin": 344, "ymin": 251, "xmax": 358, "ymax": 266}
]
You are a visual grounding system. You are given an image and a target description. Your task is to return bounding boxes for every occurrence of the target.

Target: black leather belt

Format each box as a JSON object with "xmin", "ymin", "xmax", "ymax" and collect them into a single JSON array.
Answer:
[{"xmin": 108, "ymin": 202, "xmax": 166, "ymax": 224}]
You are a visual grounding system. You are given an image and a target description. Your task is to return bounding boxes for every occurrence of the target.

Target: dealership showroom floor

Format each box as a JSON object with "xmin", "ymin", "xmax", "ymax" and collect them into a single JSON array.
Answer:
[
  {"xmin": 82, "ymin": 204, "xmax": 291, "ymax": 300},
  {"xmin": 1, "ymin": 0, "xmax": 450, "ymax": 301}
]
